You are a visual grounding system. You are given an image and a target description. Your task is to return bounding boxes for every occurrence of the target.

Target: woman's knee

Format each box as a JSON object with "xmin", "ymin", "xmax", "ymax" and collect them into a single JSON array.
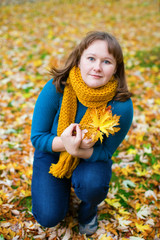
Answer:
[
  {"xmin": 72, "ymin": 165, "xmax": 111, "ymax": 204},
  {"xmin": 75, "ymin": 180, "xmax": 109, "ymax": 204},
  {"xmin": 32, "ymin": 205, "xmax": 67, "ymax": 228}
]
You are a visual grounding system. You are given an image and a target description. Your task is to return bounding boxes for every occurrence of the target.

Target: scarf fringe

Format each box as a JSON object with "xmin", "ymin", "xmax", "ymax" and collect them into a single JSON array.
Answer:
[{"xmin": 49, "ymin": 152, "xmax": 79, "ymax": 178}]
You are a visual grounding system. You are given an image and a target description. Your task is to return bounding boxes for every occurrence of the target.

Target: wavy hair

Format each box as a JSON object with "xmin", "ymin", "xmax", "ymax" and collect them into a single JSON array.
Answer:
[{"xmin": 50, "ymin": 31, "xmax": 132, "ymax": 101}]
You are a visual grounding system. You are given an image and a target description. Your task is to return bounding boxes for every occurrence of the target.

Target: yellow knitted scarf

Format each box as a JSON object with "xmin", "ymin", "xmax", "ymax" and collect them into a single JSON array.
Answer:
[{"xmin": 49, "ymin": 66, "xmax": 118, "ymax": 178}]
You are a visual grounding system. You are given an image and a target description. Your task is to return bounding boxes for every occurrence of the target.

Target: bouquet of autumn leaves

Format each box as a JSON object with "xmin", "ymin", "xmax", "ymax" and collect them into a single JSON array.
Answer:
[
  {"xmin": 81, "ymin": 105, "xmax": 120, "ymax": 143},
  {"xmin": 49, "ymin": 105, "xmax": 120, "ymax": 178}
]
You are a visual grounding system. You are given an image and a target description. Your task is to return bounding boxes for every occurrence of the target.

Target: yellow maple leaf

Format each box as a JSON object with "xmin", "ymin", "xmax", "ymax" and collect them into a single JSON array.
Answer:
[
  {"xmin": 82, "ymin": 106, "xmax": 120, "ymax": 143},
  {"xmin": 152, "ymin": 163, "xmax": 160, "ymax": 175},
  {"xmin": 119, "ymin": 194, "xmax": 128, "ymax": 202},
  {"xmin": 127, "ymin": 148, "xmax": 137, "ymax": 155},
  {"xmin": 135, "ymin": 167, "xmax": 148, "ymax": 177},
  {"xmin": 0, "ymin": 164, "xmax": 6, "ymax": 170},
  {"xmin": 155, "ymin": 98, "xmax": 160, "ymax": 105},
  {"xmin": 100, "ymin": 235, "xmax": 114, "ymax": 240},
  {"xmin": 105, "ymin": 198, "xmax": 121, "ymax": 208},
  {"xmin": 135, "ymin": 223, "xmax": 152, "ymax": 233},
  {"xmin": 33, "ymin": 59, "xmax": 42, "ymax": 67},
  {"xmin": 135, "ymin": 202, "xmax": 141, "ymax": 210},
  {"xmin": 118, "ymin": 207, "xmax": 130, "ymax": 215}
]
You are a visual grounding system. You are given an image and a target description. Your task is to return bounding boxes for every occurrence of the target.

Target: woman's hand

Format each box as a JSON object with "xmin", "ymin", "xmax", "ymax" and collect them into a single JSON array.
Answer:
[
  {"xmin": 80, "ymin": 138, "xmax": 95, "ymax": 149},
  {"xmin": 80, "ymin": 129, "xmax": 96, "ymax": 149},
  {"xmin": 60, "ymin": 123, "xmax": 82, "ymax": 156},
  {"xmin": 60, "ymin": 124, "xmax": 94, "ymax": 159}
]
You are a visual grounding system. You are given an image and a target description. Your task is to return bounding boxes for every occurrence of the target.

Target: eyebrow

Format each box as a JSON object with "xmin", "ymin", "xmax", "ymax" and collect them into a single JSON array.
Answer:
[{"xmin": 85, "ymin": 53, "xmax": 115, "ymax": 61}]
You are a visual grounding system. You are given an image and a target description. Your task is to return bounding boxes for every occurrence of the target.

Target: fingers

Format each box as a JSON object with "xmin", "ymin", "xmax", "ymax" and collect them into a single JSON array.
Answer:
[
  {"xmin": 85, "ymin": 138, "xmax": 92, "ymax": 143},
  {"xmin": 75, "ymin": 124, "xmax": 82, "ymax": 142},
  {"xmin": 61, "ymin": 123, "xmax": 79, "ymax": 137},
  {"xmin": 61, "ymin": 123, "xmax": 82, "ymax": 147},
  {"xmin": 60, "ymin": 124, "xmax": 82, "ymax": 156},
  {"xmin": 81, "ymin": 129, "xmax": 88, "ymax": 139}
]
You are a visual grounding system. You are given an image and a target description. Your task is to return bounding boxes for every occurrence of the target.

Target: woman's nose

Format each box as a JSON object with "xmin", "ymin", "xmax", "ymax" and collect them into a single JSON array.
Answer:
[{"xmin": 93, "ymin": 61, "xmax": 102, "ymax": 72}]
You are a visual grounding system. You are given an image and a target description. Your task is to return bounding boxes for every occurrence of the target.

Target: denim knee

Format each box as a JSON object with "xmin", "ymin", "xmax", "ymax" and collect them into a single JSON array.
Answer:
[
  {"xmin": 74, "ymin": 179, "xmax": 109, "ymax": 205},
  {"xmin": 72, "ymin": 162, "xmax": 111, "ymax": 204},
  {"xmin": 32, "ymin": 205, "xmax": 67, "ymax": 228}
]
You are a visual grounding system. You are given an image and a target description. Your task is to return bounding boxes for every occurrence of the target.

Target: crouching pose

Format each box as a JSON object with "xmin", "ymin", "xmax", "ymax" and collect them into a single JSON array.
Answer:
[{"xmin": 31, "ymin": 31, "xmax": 133, "ymax": 236}]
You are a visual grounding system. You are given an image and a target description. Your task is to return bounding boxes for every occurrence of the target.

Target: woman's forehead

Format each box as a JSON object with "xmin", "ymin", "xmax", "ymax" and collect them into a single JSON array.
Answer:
[{"xmin": 82, "ymin": 40, "xmax": 115, "ymax": 59}]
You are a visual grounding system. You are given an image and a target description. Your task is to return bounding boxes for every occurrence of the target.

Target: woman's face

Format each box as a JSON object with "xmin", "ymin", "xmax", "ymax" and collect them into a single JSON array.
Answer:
[{"xmin": 79, "ymin": 40, "xmax": 117, "ymax": 88}]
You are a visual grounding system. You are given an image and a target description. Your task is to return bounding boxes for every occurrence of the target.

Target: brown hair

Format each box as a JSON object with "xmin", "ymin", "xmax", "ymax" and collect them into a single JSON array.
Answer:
[{"xmin": 50, "ymin": 31, "xmax": 132, "ymax": 101}]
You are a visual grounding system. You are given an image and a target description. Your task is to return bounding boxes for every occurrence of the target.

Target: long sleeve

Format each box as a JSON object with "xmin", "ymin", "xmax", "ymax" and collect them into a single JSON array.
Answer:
[
  {"xmin": 30, "ymin": 79, "xmax": 62, "ymax": 153},
  {"xmin": 85, "ymin": 99, "xmax": 133, "ymax": 162}
]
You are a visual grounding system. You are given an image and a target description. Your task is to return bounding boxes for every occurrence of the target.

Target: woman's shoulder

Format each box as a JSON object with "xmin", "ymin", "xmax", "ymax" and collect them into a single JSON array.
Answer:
[
  {"xmin": 42, "ymin": 79, "xmax": 57, "ymax": 92},
  {"xmin": 111, "ymin": 98, "xmax": 133, "ymax": 108},
  {"xmin": 40, "ymin": 79, "xmax": 62, "ymax": 98},
  {"xmin": 35, "ymin": 79, "xmax": 63, "ymax": 108},
  {"xmin": 109, "ymin": 98, "xmax": 133, "ymax": 118}
]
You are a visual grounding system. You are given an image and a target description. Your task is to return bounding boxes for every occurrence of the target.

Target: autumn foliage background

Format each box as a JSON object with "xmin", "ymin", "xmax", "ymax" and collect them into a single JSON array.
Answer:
[{"xmin": 0, "ymin": 0, "xmax": 160, "ymax": 239}]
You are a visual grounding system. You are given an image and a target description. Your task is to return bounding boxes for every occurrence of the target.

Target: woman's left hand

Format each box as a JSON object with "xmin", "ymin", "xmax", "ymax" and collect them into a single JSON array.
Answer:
[
  {"xmin": 80, "ymin": 137, "xmax": 95, "ymax": 149},
  {"xmin": 80, "ymin": 129, "xmax": 96, "ymax": 149}
]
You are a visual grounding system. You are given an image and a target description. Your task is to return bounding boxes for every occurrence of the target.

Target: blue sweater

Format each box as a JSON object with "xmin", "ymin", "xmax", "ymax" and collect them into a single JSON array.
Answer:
[{"xmin": 31, "ymin": 79, "xmax": 133, "ymax": 162}]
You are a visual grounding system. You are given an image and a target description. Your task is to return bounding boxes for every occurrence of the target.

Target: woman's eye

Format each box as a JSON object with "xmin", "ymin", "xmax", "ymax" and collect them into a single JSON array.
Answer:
[
  {"xmin": 88, "ymin": 57, "xmax": 95, "ymax": 61},
  {"xmin": 104, "ymin": 60, "xmax": 110, "ymax": 64}
]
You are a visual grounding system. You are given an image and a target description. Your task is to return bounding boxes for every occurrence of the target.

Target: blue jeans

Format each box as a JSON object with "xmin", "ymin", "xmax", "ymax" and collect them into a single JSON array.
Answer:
[{"xmin": 31, "ymin": 150, "xmax": 112, "ymax": 228}]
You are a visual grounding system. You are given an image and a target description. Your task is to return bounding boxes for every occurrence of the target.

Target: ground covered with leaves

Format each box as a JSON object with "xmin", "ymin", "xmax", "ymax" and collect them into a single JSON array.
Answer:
[{"xmin": 0, "ymin": 0, "xmax": 160, "ymax": 239}]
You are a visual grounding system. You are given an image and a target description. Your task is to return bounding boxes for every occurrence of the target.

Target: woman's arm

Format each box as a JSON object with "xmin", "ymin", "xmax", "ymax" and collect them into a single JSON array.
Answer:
[
  {"xmin": 31, "ymin": 80, "xmax": 62, "ymax": 153},
  {"xmin": 52, "ymin": 136, "xmax": 65, "ymax": 152}
]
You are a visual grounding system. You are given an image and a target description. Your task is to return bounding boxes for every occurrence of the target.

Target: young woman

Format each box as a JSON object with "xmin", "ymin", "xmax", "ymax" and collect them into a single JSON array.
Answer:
[{"xmin": 31, "ymin": 31, "xmax": 133, "ymax": 236}]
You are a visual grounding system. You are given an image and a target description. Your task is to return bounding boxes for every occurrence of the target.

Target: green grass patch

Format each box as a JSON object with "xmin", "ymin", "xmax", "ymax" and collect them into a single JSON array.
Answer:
[
  {"xmin": 135, "ymin": 46, "xmax": 160, "ymax": 68},
  {"xmin": 0, "ymin": 235, "xmax": 5, "ymax": 240},
  {"xmin": 19, "ymin": 196, "xmax": 32, "ymax": 213},
  {"xmin": 99, "ymin": 212, "xmax": 112, "ymax": 220}
]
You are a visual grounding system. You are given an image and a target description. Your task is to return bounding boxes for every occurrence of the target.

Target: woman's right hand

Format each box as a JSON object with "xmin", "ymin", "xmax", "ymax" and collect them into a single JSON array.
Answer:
[
  {"xmin": 60, "ymin": 123, "xmax": 82, "ymax": 156},
  {"xmin": 60, "ymin": 124, "xmax": 94, "ymax": 159}
]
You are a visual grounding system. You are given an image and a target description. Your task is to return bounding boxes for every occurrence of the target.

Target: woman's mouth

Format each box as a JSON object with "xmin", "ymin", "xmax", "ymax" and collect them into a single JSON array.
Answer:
[{"xmin": 90, "ymin": 74, "xmax": 102, "ymax": 78}]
